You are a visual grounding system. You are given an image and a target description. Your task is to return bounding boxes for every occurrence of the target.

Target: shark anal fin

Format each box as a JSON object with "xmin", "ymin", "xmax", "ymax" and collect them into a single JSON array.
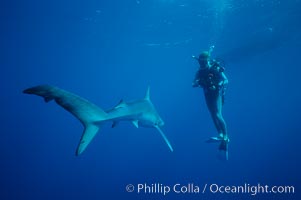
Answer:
[
  {"xmin": 44, "ymin": 96, "xmax": 53, "ymax": 102},
  {"xmin": 112, "ymin": 121, "xmax": 119, "ymax": 128},
  {"xmin": 132, "ymin": 120, "xmax": 139, "ymax": 128},
  {"xmin": 76, "ymin": 124, "xmax": 100, "ymax": 156}
]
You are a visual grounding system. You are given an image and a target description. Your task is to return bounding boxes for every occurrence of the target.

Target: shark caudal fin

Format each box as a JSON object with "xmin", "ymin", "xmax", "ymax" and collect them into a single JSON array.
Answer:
[
  {"xmin": 23, "ymin": 85, "xmax": 108, "ymax": 156},
  {"xmin": 76, "ymin": 124, "xmax": 100, "ymax": 156}
]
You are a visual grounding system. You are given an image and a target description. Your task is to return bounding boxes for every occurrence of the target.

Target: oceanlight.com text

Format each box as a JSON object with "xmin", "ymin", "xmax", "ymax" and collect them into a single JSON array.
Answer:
[
  {"xmin": 207, "ymin": 183, "xmax": 295, "ymax": 196},
  {"xmin": 125, "ymin": 183, "xmax": 295, "ymax": 196}
]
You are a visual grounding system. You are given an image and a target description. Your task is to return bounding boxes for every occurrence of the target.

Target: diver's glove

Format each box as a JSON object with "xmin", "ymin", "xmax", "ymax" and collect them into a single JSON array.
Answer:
[
  {"xmin": 218, "ymin": 80, "xmax": 228, "ymax": 89},
  {"xmin": 192, "ymin": 55, "xmax": 198, "ymax": 60},
  {"xmin": 209, "ymin": 85, "xmax": 216, "ymax": 90},
  {"xmin": 192, "ymin": 80, "xmax": 201, "ymax": 87},
  {"xmin": 218, "ymin": 80, "xmax": 226, "ymax": 87}
]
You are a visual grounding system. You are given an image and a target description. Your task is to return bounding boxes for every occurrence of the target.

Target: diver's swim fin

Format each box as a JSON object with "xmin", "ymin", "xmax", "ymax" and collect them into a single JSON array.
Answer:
[
  {"xmin": 219, "ymin": 139, "xmax": 229, "ymax": 160},
  {"xmin": 206, "ymin": 135, "xmax": 230, "ymax": 160},
  {"xmin": 206, "ymin": 136, "xmax": 223, "ymax": 143}
]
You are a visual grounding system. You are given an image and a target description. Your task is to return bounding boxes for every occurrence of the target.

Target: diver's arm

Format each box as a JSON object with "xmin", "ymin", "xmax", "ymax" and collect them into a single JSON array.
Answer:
[
  {"xmin": 192, "ymin": 70, "xmax": 202, "ymax": 87},
  {"xmin": 218, "ymin": 72, "xmax": 228, "ymax": 86},
  {"xmin": 192, "ymin": 56, "xmax": 201, "ymax": 87}
]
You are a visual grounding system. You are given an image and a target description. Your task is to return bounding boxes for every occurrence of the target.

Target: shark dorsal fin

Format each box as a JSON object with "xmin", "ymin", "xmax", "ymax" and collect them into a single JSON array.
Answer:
[
  {"xmin": 114, "ymin": 99, "xmax": 126, "ymax": 109},
  {"xmin": 144, "ymin": 86, "xmax": 150, "ymax": 101}
]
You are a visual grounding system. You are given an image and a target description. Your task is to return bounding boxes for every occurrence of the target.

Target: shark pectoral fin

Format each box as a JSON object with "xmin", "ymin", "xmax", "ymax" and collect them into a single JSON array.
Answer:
[
  {"xmin": 132, "ymin": 120, "xmax": 139, "ymax": 128},
  {"xmin": 76, "ymin": 124, "xmax": 100, "ymax": 156},
  {"xmin": 155, "ymin": 126, "xmax": 173, "ymax": 152}
]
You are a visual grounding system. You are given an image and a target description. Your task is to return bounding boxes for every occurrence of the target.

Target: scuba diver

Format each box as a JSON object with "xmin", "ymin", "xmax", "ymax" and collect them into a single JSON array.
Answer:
[{"xmin": 192, "ymin": 46, "xmax": 230, "ymax": 159}]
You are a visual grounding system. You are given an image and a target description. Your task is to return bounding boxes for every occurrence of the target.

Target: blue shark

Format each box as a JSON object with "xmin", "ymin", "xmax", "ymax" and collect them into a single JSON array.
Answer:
[{"xmin": 23, "ymin": 85, "xmax": 173, "ymax": 155}]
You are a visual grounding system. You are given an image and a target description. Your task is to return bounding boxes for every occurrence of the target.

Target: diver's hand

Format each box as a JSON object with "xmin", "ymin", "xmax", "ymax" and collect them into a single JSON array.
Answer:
[
  {"xmin": 218, "ymin": 80, "xmax": 228, "ymax": 87},
  {"xmin": 192, "ymin": 82, "xmax": 198, "ymax": 87},
  {"xmin": 209, "ymin": 85, "xmax": 216, "ymax": 90},
  {"xmin": 192, "ymin": 80, "xmax": 202, "ymax": 88},
  {"xmin": 192, "ymin": 55, "xmax": 198, "ymax": 60}
]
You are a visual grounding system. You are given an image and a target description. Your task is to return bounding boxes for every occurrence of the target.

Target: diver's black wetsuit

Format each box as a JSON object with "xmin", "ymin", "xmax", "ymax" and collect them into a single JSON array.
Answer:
[{"xmin": 193, "ymin": 60, "xmax": 228, "ymax": 140}]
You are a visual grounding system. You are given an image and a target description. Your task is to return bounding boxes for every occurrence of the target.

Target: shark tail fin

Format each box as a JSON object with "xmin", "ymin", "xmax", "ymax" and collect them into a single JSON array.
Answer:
[
  {"xmin": 155, "ymin": 126, "xmax": 173, "ymax": 152},
  {"xmin": 76, "ymin": 124, "xmax": 100, "ymax": 156},
  {"xmin": 23, "ymin": 85, "xmax": 108, "ymax": 155}
]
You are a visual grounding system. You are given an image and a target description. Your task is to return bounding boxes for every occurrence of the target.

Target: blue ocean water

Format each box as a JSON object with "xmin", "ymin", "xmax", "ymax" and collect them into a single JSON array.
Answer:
[{"xmin": 1, "ymin": 0, "xmax": 301, "ymax": 199}]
